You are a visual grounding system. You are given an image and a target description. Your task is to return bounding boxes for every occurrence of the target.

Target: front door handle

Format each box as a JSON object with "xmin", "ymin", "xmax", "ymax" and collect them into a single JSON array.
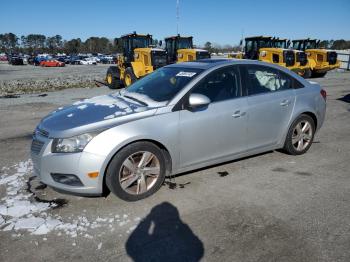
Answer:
[
  {"xmin": 280, "ymin": 99, "xmax": 290, "ymax": 106},
  {"xmin": 232, "ymin": 110, "xmax": 246, "ymax": 118}
]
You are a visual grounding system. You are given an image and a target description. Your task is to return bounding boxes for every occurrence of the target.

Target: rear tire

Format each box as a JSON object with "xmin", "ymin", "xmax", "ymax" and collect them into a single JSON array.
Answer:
[
  {"xmin": 283, "ymin": 114, "xmax": 315, "ymax": 155},
  {"xmin": 106, "ymin": 66, "xmax": 121, "ymax": 89},
  {"xmin": 123, "ymin": 67, "xmax": 137, "ymax": 86},
  {"xmin": 311, "ymin": 71, "xmax": 327, "ymax": 78},
  {"xmin": 106, "ymin": 142, "xmax": 166, "ymax": 201}
]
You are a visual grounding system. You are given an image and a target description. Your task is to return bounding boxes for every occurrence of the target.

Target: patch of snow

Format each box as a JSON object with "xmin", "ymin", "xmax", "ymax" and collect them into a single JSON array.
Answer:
[
  {"xmin": 3, "ymin": 223, "xmax": 14, "ymax": 231},
  {"xmin": 103, "ymin": 114, "xmax": 115, "ymax": 120},
  {"xmin": 77, "ymin": 104, "xmax": 88, "ymax": 110},
  {"xmin": 67, "ymin": 113, "xmax": 73, "ymax": 118},
  {"xmin": 14, "ymin": 217, "xmax": 45, "ymax": 230},
  {"xmin": 0, "ymin": 160, "xmax": 140, "ymax": 242},
  {"xmin": 7, "ymin": 202, "xmax": 32, "ymax": 217},
  {"xmin": 97, "ymin": 243, "xmax": 102, "ymax": 250}
]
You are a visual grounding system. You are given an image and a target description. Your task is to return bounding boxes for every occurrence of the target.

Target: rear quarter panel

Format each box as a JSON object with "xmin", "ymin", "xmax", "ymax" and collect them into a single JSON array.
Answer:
[{"xmin": 279, "ymin": 81, "xmax": 326, "ymax": 146}]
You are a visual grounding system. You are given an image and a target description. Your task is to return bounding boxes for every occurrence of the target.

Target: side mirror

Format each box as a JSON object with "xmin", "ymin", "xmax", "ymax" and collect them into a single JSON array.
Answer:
[{"xmin": 188, "ymin": 93, "xmax": 210, "ymax": 109}]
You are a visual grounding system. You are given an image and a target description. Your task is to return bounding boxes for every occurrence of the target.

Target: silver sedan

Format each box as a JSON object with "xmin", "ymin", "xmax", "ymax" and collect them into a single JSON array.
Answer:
[{"xmin": 31, "ymin": 59, "xmax": 326, "ymax": 201}]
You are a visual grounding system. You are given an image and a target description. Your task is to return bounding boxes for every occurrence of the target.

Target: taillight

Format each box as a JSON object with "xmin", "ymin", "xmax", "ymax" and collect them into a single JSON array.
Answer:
[{"xmin": 320, "ymin": 89, "xmax": 327, "ymax": 101}]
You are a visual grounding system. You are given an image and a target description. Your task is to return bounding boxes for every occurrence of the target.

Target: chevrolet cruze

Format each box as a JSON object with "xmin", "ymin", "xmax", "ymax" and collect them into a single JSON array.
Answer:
[{"xmin": 31, "ymin": 59, "xmax": 326, "ymax": 201}]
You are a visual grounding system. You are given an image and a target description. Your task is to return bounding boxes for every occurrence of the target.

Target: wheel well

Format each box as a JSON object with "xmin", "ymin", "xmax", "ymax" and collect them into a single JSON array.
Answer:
[
  {"xmin": 302, "ymin": 111, "xmax": 318, "ymax": 129},
  {"xmin": 102, "ymin": 139, "xmax": 172, "ymax": 195}
]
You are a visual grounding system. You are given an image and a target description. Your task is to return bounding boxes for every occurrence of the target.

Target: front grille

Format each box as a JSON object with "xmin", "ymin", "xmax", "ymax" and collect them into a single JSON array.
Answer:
[
  {"xmin": 272, "ymin": 54, "xmax": 279, "ymax": 63},
  {"xmin": 317, "ymin": 54, "xmax": 324, "ymax": 62},
  {"xmin": 296, "ymin": 52, "xmax": 307, "ymax": 66},
  {"xmin": 327, "ymin": 51, "xmax": 337, "ymax": 65},
  {"xmin": 283, "ymin": 50, "xmax": 295, "ymax": 67},
  {"xmin": 151, "ymin": 51, "xmax": 167, "ymax": 69},
  {"xmin": 31, "ymin": 139, "xmax": 45, "ymax": 155},
  {"xmin": 196, "ymin": 51, "xmax": 211, "ymax": 60}
]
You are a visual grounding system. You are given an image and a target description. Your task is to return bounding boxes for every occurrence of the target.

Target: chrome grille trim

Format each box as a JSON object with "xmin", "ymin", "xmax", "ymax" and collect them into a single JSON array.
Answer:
[{"xmin": 36, "ymin": 127, "xmax": 49, "ymax": 138}]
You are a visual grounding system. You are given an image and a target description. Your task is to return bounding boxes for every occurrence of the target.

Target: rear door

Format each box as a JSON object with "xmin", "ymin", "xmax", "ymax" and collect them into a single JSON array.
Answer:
[{"xmin": 241, "ymin": 65, "xmax": 296, "ymax": 150}]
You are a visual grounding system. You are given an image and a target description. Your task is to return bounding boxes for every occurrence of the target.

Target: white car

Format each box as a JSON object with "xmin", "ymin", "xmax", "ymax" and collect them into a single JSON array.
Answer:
[{"xmin": 80, "ymin": 58, "xmax": 97, "ymax": 65}]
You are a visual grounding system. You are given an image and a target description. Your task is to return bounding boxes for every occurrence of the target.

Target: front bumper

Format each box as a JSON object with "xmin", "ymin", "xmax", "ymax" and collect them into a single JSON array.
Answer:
[
  {"xmin": 31, "ymin": 135, "xmax": 106, "ymax": 196},
  {"xmin": 313, "ymin": 60, "xmax": 341, "ymax": 73}
]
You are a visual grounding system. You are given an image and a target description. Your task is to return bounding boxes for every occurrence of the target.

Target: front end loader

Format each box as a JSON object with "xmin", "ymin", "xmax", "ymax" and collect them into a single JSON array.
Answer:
[{"xmin": 106, "ymin": 32, "xmax": 167, "ymax": 89}]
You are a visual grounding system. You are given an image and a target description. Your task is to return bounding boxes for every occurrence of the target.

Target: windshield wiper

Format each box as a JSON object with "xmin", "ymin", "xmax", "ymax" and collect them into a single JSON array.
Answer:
[{"xmin": 123, "ymin": 95, "xmax": 148, "ymax": 106}]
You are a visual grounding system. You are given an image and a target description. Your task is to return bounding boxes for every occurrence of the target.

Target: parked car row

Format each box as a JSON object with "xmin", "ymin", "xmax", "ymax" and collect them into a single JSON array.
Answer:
[{"xmin": 3, "ymin": 53, "xmax": 117, "ymax": 67}]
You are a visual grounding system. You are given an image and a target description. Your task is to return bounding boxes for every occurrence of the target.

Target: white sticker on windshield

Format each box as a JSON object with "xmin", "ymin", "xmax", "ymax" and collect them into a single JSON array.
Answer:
[{"xmin": 176, "ymin": 72, "xmax": 197, "ymax": 77}]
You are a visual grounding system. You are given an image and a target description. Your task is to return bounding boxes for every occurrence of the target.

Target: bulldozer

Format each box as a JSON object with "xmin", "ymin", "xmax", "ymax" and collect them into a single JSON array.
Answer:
[
  {"xmin": 241, "ymin": 36, "xmax": 310, "ymax": 77},
  {"xmin": 292, "ymin": 38, "xmax": 340, "ymax": 77},
  {"xmin": 164, "ymin": 34, "xmax": 210, "ymax": 63},
  {"xmin": 106, "ymin": 32, "xmax": 167, "ymax": 89}
]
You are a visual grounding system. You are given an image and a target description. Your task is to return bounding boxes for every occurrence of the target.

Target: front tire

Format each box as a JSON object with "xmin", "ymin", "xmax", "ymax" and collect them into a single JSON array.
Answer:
[
  {"xmin": 123, "ymin": 67, "xmax": 137, "ymax": 86},
  {"xmin": 106, "ymin": 66, "xmax": 121, "ymax": 89},
  {"xmin": 106, "ymin": 142, "xmax": 166, "ymax": 201},
  {"xmin": 284, "ymin": 114, "xmax": 315, "ymax": 155}
]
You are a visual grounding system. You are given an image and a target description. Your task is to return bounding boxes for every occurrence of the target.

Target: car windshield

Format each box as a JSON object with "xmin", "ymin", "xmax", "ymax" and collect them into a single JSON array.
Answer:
[
  {"xmin": 123, "ymin": 67, "xmax": 203, "ymax": 104},
  {"xmin": 131, "ymin": 37, "xmax": 151, "ymax": 49},
  {"xmin": 274, "ymin": 41, "xmax": 288, "ymax": 48},
  {"xmin": 304, "ymin": 41, "xmax": 317, "ymax": 49},
  {"xmin": 177, "ymin": 38, "xmax": 193, "ymax": 49}
]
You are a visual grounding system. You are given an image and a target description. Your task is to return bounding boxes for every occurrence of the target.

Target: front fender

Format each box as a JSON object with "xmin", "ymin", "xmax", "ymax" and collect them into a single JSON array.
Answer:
[{"xmin": 84, "ymin": 110, "xmax": 179, "ymax": 179}]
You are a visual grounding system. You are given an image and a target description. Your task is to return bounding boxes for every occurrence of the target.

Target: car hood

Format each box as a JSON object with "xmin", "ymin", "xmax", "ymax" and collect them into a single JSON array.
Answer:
[{"xmin": 38, "ymin": 93, "xmax": 161, "ymax": 138}]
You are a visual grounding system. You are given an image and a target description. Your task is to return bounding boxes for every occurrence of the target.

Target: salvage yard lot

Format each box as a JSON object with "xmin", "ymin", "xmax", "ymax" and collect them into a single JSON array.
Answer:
[
  {"xmin": 0, "ymin": 63, "xmax": 110, "ymax": 95},
  {"xmin": 0, "ymin": 71, "xmax": 349, "ymax": 261}
]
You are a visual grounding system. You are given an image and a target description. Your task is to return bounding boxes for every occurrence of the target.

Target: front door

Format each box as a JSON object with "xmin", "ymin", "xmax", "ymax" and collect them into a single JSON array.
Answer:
[{"xmin": 178, "ymin": 66, "xmax": 248, "ymax": 169}]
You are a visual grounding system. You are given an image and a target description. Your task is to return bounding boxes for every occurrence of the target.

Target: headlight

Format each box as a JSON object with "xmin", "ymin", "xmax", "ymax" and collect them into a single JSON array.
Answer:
[{"xmin": 52, "ymin": 133, "xmax": 97, "ymax": 153}]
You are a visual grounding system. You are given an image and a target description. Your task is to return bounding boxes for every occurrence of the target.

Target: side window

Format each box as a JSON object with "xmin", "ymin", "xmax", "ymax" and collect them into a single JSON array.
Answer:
[
  {"xmin": 191, "ymin": 66, "xmax": 240, "ymax": 103},
  {"xmin": 246, "ymin": 66, "xmax": 292, "ymax": 95}
]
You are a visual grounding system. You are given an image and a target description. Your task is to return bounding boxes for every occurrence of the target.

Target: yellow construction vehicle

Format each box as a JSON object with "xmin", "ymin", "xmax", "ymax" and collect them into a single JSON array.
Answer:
[
  {"xmin": 228, "ymin": 36, "xmax": 311, "ymax": 77},
  {"xmin": 236, "ymin": 36, "xmax": 311, "ymax": 77},
  {"xmin": 272, "ymin": 37, "xmax": 311, "ymax": 78},
  {"xmin": 106, "ymin": 32, "xmax": 167, "ymax": 88},
  {"xmin": 292, "ymin": 38, "xmax": 340, "ymax": 77},
  {"xmin": 164, "ymin": 34, "xmax": 210, "ymax": 63}
]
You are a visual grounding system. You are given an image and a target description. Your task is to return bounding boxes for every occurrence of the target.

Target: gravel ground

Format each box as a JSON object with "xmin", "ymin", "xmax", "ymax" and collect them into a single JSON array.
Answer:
[
  {"xmin": 0, "ymin": 71, "xmax": 349, "ymax": 262},
  {"xmin": 0, "ymin": 63, "xmax": 111, "ymax": 95}
]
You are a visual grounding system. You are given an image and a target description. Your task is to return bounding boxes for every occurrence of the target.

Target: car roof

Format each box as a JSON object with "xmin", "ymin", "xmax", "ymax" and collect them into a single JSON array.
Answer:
[
  {"xmin": 166, "ymin": 58, "xmax": 268, "ymax": 70},
  {"xmin": 165, "ymin": 59, "xmax": 236, "ymax": 70},
  {"xmin": 164, "ymin": 58, "xmax": 308, "ymax": 83}
]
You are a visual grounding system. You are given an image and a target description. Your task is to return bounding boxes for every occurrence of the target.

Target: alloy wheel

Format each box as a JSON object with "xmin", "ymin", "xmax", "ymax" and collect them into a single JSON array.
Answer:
[
  {"xmin": 292, "ymin": 120, "xmax": 313, "ymax": 151},
  {"xmin": 119, "ymin": 151, "xmax": 160, "ymax": 195}
]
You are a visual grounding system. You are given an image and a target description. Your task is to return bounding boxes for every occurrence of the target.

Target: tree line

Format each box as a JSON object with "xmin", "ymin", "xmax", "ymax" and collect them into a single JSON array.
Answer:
[
  {"xmin": 1, "ymin": 32, "xmax": 349, "ymax": 55},
  {"xmin": 0, "ymin": 33, "xmax": 123, "ymax": 54}
]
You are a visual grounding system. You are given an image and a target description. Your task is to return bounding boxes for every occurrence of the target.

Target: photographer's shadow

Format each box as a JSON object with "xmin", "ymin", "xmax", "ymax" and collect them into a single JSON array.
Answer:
[{"xmin": 126, "ymin": 202, "xmax": 204, "ymax": 262}]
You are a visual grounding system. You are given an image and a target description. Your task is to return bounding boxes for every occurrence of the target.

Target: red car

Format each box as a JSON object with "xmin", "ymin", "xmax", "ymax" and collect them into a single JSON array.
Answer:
[{"xmin": 40, "ymin": 59, "xmax": 65, "ymax": 67}]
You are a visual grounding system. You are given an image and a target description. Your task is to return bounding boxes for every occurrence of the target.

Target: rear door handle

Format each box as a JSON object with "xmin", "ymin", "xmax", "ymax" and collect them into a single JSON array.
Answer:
[
  {"xmin": 280, "ymin": 99, "xmax": 290, "ymax": 106},
  {"xmin": 232, "ymin": 110, "xmax": 246, "ymax": 118}
]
